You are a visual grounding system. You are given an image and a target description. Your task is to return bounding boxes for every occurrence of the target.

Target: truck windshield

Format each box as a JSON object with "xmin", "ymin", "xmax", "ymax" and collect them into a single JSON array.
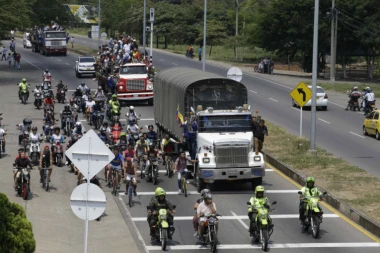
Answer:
[
  {"xmin": 120, "ymin": 66, "xmax": 147, "ymax": 75},
  {"xmin": 45, "ymin": 32, "xmax": 66, "ymax": 39},
  {"xmin": 198, "ymin": 115, "xmax": 252, "ymax": 133}
]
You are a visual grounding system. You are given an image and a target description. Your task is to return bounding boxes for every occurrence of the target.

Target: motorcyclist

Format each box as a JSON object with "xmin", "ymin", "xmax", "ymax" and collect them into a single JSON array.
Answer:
[
  {"xmin": 14, "ymin": 151, "xmax": 33, "ymax": 188},
  {"xmin": 29, "ymin": 126, "xmax": 41, "ymax": 143},
  {"xmin": 98, "ymin": 127, "xmax": 109, "ymax": 143},
  {"xmin": 82, "ymin": 90, "xmax": 91, "ymax": 115},
  {"xmin": 127, "ymin": 119, "xmax": 140, "ymax": 136},
  {"xmin": 193, "ymin": 189, "xmax": 211, "ymax": 237},
  {"xmin": 197, "ymin": 193, "xmax": 217, "ymax": 241},
  {"xmin": 50, "ymin": 127, "xmax": 64, "ymax": 163},
  {"xmin": 33, "ymin": 84, "xmax": 42, "ymax": 94},
  {"xmin": 124, "ymin": 157, "xmax": 138, "ymax": 196},
  {"xmin": 56, "ymin": 80, "xmax": 67, "ymax": 100},
  {"xmin": 126, "ymin": 106, "xmax": 138, "ymax": 122},
  {"xmin": 73, "ymin": 122, "xmax": 86, "ymax": 137},
  {"xmin": 123, "ymin": 144, "xmax": 136, "ymax": 161},
  {"xmin": 43, "ymin": 94, "xmax": 55, "ymax": 115},
  {"xmin": 146, "ymin": 125, "xmax": 158, "ymax": 143},
  {"xmin": 95, "ymin": 86, "xmax": 104, "ymax": 99},
  {"xmin": 135, "ymin": 135, "xmax": 148, "ymax": 155},
  {"xmin": 18, "ymin": 118, "xmax": 32, "ymax": 146},
  {"xmin": 174, "ymin": 151, "xmax": 197, "ymax": 195},
  {"xmin": 108, "ymin": 94, "xmax": 120, "ymax": 117},
  {"xmin": 41, "ymin": 81, "xmax": 52, "ymax": 96},
  {"xmin": 69, "ymin": 99, "xmax": 79, "ymax": 122},
  {"xmin": 39, "ymin": 145, "xmax": 53, "ymax": 183},
  {"xmin": 18, "ymin": 78, "xmax": 29, "ymax": 100},
  {"xmin": 85, "ymin": 96, "xmax": 95, "ymax": 123},
  {"xmin": 345, "ymin": 86, "xmax": 362, "ymax": 110},
  {"xmin": 43, "ymin": 111, "xmax": 55, "ymax": 137},
  {"xmin": 147, "ymin": 187, "xmax": 175, "ymax": 240},
  {"xmin": 299, "ymin": 177, "xmax": 324, "ymax": 224},
  {"xmin": 0, "ymin": 124, "xmax": 7, "ymax": 153},
  {"xmin": 61, "ymin": 105, "xmax": 73, "ymax": 134},
  {"xmin": 116, "ymin": 132, "xmax": 128, "ymax": 146},
  {"xmin": 102, "ymin": 122, "xmax": 111, "ymax": 134},
  {"xmin": 43, "ymin": 68, "xmax": 52, "ymax": 82},
  {"xmin": 248, "ymin": 185, "xmax": 271, "ymax": 236},
  {"xmin": 364, "ymin": 87, "xmax": 375, "ymax": 115},
  {"xmin": 91, "ymin": 99, "xmax": 104, "ymax": 126},
  {"xmin": 78, "ymin": 81, "xmax": 89, "ymax": 94},
  {"xmin": 73, "ymin": 87, "xmax": 83, "ymax": 97},
  {"xmin": 145, "ymin": 142, "xmax": 160, "ymax": 177}
]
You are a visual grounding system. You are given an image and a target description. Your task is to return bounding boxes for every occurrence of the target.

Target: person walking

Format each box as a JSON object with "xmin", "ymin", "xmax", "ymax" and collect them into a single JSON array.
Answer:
[
  {"xmin": 198, "ymin": 46, "xmax": 202, "ymax": 61},
  {"xmin": 252, "ymin": 118, "xmax": 268, "ymax": 155},
  {"xmin": 12, "ymin": 51, "xmax": 17, "ymax": 66},
  {"xmin": 7, "ymin": 53, "xmax": 12, "ymax": 67},
  {"xmin": 71, "ymin": 37, "xmax": 75, "ymax": 48},
  {"xmin": 15, "ymin": 53, "xmax": 21, "ymax": 70},
  {"xmin": 1, "ymin": 47, "xmax": 7, "ymax": 61}
]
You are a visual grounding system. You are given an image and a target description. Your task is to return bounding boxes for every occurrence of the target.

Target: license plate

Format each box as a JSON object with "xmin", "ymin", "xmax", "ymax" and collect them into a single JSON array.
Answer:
[
  {"xmin": 134, "ymin": 94, "xmax": 138, "ymax": 97},
  {"xmin": 252, "ymin": 169, "xmax": 263, "ymax": 177},
  {"xmin": 87, "ymin": 68, "xmax": 91, "ymax": 70},
  {"xmin": 228, "ymin": 170, "xmax": 238, "ymax": 175},
  {"xmin": 318, "ymin": 97, "xmax": 323, "ymax": 100}
]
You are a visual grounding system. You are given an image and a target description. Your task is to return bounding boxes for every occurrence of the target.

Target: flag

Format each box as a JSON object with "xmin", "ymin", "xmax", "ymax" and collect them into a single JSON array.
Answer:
[{"xmin": 176, "ymin": 104, "xmax": 184, "ymax": 124}]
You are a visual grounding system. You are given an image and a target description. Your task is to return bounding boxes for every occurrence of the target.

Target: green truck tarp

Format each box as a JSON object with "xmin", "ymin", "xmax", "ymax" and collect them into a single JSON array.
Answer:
[{"xmin": 154, "ymin": 67, "xmax": 247, "ymax": 139}]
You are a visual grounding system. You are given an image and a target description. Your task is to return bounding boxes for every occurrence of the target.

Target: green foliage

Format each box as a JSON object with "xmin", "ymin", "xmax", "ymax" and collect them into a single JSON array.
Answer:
[
  {"xmin": 0, "ymin": 193, "xmax": 36, "ymax": 253},
  {"xmin": 0, "ymin": 0, "xmax": 34, "ymax": 37}
]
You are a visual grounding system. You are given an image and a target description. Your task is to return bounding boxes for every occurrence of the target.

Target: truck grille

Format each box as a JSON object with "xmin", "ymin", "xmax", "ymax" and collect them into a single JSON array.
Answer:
[
  {"xmin": 126, "ymin": 79, "xmax": 145, "ymax": 91},
  {"xmin": 215, "ymin": 145, "xmax": 249, "ymax": 168}
]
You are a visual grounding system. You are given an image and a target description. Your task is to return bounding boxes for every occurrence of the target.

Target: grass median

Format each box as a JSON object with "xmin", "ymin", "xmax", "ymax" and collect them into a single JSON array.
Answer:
[
  {"xmin": 69, "ymin": 44, "xmax": 98, "ymax": 56},
  {"xmin": 264, "ymin": 121, "xmax": 380, "ymax": 223}
]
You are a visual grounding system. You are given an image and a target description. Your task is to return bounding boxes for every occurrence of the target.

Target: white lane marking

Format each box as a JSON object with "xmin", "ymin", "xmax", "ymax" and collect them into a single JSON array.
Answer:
[
  {"xmin": 132, "ymin": 214, "xmax": 339, "ymax": 221},
  {"xmin": 318, "ymin": 118, "xmax": 331, "ymax": 124},
  {"xmin": 120, "ymin": 189, "xmax": 296, "ymax": 196},
  {"xmin": 22, "ymin": 57, "xmax": 42, "ymax": 70},
  {"xmin": 249, "ymin": 90, "xmax": 257, "ymax": 94},
  {"xmin": 57, "ymin": 59, "xmax": 61, "ymax": 62},
  {"xmin": 65, "ymin": 63, "xmax": 70, "ymax": 65},
  {"xmin": 146, "ymin": 243, "xmax": 380, "ymax": 250},
  {"xmin": 230, "ymin": 210, "xmax": 249, "ymax": 229},
  {"xmin": 118, "ymin": 196, "xmax": 150, "ymax": 253},
  {"xmin": 139, "ymin": 118, "xmax": 154, "ymax": 121},
  {"xmin": 247, "ymin": 74, "xmax": 292, "ymax": 90},
  {"xmin": 172, "ymin": 63, "xmax": 178, "ymax": 65},
  {"xmin": 159, "ymin": 59, "xmax": 165, "ymax": 62},
  {"xmin": 67, "ymin": 89, "xmax": 97, "ymax": 92},
  {"xmin": 266, "ymin": 169, "xmax": 274, "ymax": 172},
  {"xmin": 269, "ymin": 98, "xmax": 278, "ymax": 102},
  {"xmin": 292, "ymin": 107, "xmax": 300, "ymax": 111},
  {"xmin": 79, "ymin": 120, "xmax": 86, "ymax": 122},
  {"xmin": 329, "ymin": 101, "xmax": 346, "ymax": 108},
  {"xmin": 350, "ymin": 131, "xmax": 365, "ymax": 139}
]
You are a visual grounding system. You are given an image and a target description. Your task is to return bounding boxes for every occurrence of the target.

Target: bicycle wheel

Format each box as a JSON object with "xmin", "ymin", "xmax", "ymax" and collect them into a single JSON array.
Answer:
[
  {"xmin": 113, "ymin": 174, "xmax": 117, "ymax": 196},
  {"xmin": 45, "ymin": 169, "xmax": 49, "ymax": 192},
  {"xmin": 128, "ymin": 183, "xmax": 133, "ymax": 207},
  {"xmin": 183, "ymin": 177, "xmax": 187, "ymax": 197}
]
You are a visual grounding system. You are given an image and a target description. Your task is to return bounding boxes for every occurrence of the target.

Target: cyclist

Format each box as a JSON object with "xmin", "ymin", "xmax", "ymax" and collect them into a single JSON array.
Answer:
[
  {"xmin": 105, "ymin": 147, "xmax": 124, "ymax": 189},
  {"xmin": 174, "ymin": 150, "xmax": 197, "ymax": 195},
  {"xmin": 161, "ymin": 134, "xmax": 178, "ymax": 176},
  {"xmin": 124, "ymin": 157, "xmax": 138, "ymax": 196},
  {"xmin": 145, "ymin": 142, "xmax": 160, "ymax": 177},
  {"xmin": 39, "ymin": 145, "xmax": 53, "ymax": 183},
  {"xmin": 124, "ymin": 144, "xmax": 136, "ymax": 161}
]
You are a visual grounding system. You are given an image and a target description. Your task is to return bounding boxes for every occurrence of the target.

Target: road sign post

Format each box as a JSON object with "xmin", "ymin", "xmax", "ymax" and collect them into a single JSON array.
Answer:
[
  {"xmin": 290, "ymin": 82, "xmax": 312, "ymax": 139},
  {"xmin": 66, "ymin": 129, "xmax": 114, "ymax": 253}
]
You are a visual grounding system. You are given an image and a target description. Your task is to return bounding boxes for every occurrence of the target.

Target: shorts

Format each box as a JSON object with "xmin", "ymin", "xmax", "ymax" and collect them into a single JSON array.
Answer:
[
  {"xmin": 110, "ymin": 165, "xmax": 122, "ymax": 171},
  {"xmin": 126, "ymin": 174, "xmax": 137, "ymax": 182}
]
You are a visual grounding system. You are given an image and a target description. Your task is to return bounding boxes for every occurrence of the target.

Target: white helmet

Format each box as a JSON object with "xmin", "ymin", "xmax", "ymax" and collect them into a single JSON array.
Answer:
[
  {"xmin": 129, "ymin": 106, "xmax": 134, "ymax": 110},
  {"xmin": 76, "ymin": 122, "xmax": 82, "ymax": 127}
]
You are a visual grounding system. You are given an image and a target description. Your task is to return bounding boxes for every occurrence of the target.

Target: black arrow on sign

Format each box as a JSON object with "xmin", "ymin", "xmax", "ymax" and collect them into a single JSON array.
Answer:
[{"xmin": 297, "ymin": 88, "xmax": 306, "ymax": 101}]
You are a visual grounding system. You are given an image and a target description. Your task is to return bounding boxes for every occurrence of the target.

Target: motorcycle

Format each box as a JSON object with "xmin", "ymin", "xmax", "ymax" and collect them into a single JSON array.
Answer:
[
  {"xmin": 52, "ymin": 140, "xmax": 65, "ymax": 167},
  {"xmin": 42, "ymin": 82, "xmax": 53, "ymax": 97},
  {"xmin": 126, "ymin": 112, "xmax": 141, "ymax": 125},
  {"xmin": 56, "ymin": 87, "xmax": 67, "ymax": 104},
  {"xmin": 29, "ymin": 139, "xmax": 43, "ymax": 165},
  {"xmin": 63, "ymin": 116, "xmax": 73, "ymax": 136},
  {"xmin": 346, "ymin": 91, "xmax": 361, "ymax": 111},
  {"xmin": 145, "ymin": 157, "xmax": 159, "ymax": 185},
  {"xmin": 44, "ymin": 104, "xmax": 54, "ymax": 117},
  {"xmin": 93, "ymin": 111, "xmax": 103, "ymax": 130},
  {"xmin": 74, "ymin": 96, "xmax": 82, "ymax": 113},
  {"xmin": 247, "ymin": 201, "xmax": 276, "ymax": 251},
  {"xmin": 298, "ymin": 191, "xmax": 326, "ymax": 238},
  {"xmin": 33, "ymin": 90, "xmax": 43, "ymax": 109},
  {"xmin": 20, "ymin": 130, "xmax": 30, "ymax": 153},
  {"xmin": 19, "ymin": 86, "xmax": 29, "ymax": 105},
  {"xmin": 111, "ymin": 124, "xmax": 122, "ymax": 144},
  {"xmin": 14, "ymin": 165, "xmax": 31, "ymax": 200},
  {"xmin": 198, "ymin": 213, "xmax": 222, "ymax": 252},
  {"xmin": 43, "ymin": 74, "xmax": 52, "ymax": 84},
  {"xmin": 0, "ymin": 127, "xmax": 6, "ymax": 159},
  {"xmin": 147, "ymin": 205, "xmax": 177, "ymax": 251},
  {"xmin": 43, "ymin": 124, "xmax": 55, "ymax": 141}
]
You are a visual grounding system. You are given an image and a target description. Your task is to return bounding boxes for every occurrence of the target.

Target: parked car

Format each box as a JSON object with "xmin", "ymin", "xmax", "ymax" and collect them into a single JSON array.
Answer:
[
  {"xmin": 363, "ymin": 110, "xmax": 380, "ymax": 140},
  {"xmin": 75, "ymin": 56, "xmax": 96, "ymax": 78},
  {"xmin": 23, "ymin": 33, "xmax": 32, "ymax": 48},
  {"xmin": 292, "ymin": 85, "xmax": 328, "ymax": 110}
]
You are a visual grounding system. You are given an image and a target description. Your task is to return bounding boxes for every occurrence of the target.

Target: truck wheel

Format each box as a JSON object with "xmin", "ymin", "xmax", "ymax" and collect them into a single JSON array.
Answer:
[
  {"xmin": 148, "ymin": 98, "xmax": 154, "ymax": 106},
  {"xmin": 40, "ymin": 48, "xmax": 44, "ymax": 55},
  {"xmin": 251, "ymin": 177, "xmax": 263, "ymax": 190},
  {"xmin": 63, "ymin": 52, "xmax": 67, "ymax": 56},
  {"xmin": 196, "ymin": 168, "xmax": 206, "ymax": 193}
]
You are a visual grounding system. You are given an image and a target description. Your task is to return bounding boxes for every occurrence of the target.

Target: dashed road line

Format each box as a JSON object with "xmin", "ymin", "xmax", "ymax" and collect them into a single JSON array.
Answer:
[
  {"xmin": 57, "ymin": 59, "xmax": 61, "ymax": 62},
  {"xmin": 292, "ymin": 107, "xmax": 300, "ymax": 111},
  {"xmin": 269, "ymin": 98, "xmax": 278, "ymax": 102},
  {"xmin": 172, "ymin": 63, "xmax": 178, "ymax": 65},
  {"xmin": 318, "ymin": 118, "xmax": 331, "ymax": 124},
  {"xmin": 230, "ymin": 210, "xmax": 249, "ymax": 229},
  {"xmin": 329, "ymin": 101, "xmax": 346, "ymax": 108},
  {"xmin": 65, "ymin": 63, "xmax": 70, "ymax": 65},
  {"xmin": 22, "ymin": 57, "xmax": 42, "ymax": 70},
  {"xmin": 249, "ymin": 90, "xmax": 257, "ymax": 94},
  {"xmin": 349, "ymin": 131, "xmax": 365, "ymax": 139}
]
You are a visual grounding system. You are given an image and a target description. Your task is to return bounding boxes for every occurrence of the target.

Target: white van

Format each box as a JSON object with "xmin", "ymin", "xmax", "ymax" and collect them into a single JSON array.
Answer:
[{"xmin": 23, "ymin": 33, "xmax": 32, "ymax": 48}]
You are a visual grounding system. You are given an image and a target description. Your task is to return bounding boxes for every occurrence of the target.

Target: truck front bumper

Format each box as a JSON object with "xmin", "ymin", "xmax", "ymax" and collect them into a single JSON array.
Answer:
[
  {"xmin": 117, "ymin": 92, "xmax": 153, "ymax": 101},
  {"xmin": 199, "ymin": 167, "xmax": 265, "ymax": 182},
  {"xmin": 46, "ymin": 48, "xmax": 67, "ymax": 53}
]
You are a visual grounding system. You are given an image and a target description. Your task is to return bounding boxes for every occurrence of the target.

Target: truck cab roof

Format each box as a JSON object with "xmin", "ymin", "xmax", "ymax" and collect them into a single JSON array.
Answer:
[{"xmin": 198, "ymin": 109, "xmax": 251, "ymax": 116}]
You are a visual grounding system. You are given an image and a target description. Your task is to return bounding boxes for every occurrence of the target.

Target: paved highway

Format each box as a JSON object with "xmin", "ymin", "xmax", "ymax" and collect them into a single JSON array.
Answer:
[
  {"xmin": 72, "ymin": 35, "xmax": 380, "ymax": 180},
  {"xmin": 1, "ymin": 37, "xmax": 379, "ymax": 252}
]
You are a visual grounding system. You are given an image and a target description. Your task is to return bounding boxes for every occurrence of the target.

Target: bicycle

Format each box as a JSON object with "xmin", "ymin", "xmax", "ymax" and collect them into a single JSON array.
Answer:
[
  {"xmin": 125, "ymin": 177, "xmax": 137, "ymax": 207},
  {"xmin": 41, "ymin": 167, "xmax": 50, "ymax": 192},
  {"xmin": 180, "ymin": 169, "xmax": 189, "ymax": 197},
  {"xmin": 136, "ymin": 151, "xmax": 146, "ymax": 179},
  {"xmin": 164, "ymin": 152, "xmax": 174, "ymax": 178},
  {"xmin": 109, "ymin": 166, "xmax": 119, "ymax": 196}
]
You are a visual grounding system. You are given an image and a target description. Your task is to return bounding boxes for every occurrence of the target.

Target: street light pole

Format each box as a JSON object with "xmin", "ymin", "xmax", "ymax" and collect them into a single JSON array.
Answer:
[
  {"xmin": 97, "ymin": 0, "xmax": 101, "ymax": 49},
  {"xmin": 235, "ymin": 0, "xmax": 238, "ymax": 60},
  {"xmin": 143, "ymin": 0, "xmax": 146, "ymax": 56},
  {"xmin": 310, "ymin": 0, "xmax": 320, "ymax": 151},
  {"xmin": 202, "ymin": 0, "xmax": 207, "ymax": 71},
  {"xmin": 330, "ymin": 0, "xmax": 336, "ymax": 83}
]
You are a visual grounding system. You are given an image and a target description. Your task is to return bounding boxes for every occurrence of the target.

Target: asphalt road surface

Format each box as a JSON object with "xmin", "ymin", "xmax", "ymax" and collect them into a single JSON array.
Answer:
[
  {"xmin": 72, "ymin": 35, "xmax": 380, "ymax": 180},
  {"xmin": 1, "ymin": 38, "xmax": 379, "ymax": 253}
]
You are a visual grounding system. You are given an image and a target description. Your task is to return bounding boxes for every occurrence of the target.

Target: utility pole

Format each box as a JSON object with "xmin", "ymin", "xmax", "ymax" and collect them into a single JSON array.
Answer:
[
  {"xmin": 97, "ymin": 0, "xmax": 100, "ymax": 48},
  {"xmin": 330, "ymin": 0, "xmax": 336, "ymax": 83},
  {"xmin": 310, "ymin": 0, "xmax": 320, "ymax": 151},
  {"xmin": 235, "ymin": 0, "xmax": 239, "ymax": 60},
  {"xmin": 202, "ymin": 0, "xmax": 207, "ymax": 71},
  {"xmin": 143, "ymin": 0, "xmax": 146, "ymax": 56},
  {"xmin": 241, "ymin": 10, "xmax": 245, "ymax": 61}
]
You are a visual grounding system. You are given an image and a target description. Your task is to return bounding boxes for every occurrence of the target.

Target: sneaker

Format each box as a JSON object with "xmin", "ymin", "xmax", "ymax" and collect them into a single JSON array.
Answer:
[
  {"xmin": 65, "ymin": 161, "xmax": 69, "ymax": 166},
  {"xmin": 193, "ymin": 231, "xmax": 199, "ymax": 237},
  {"xmin": 186, "ymin": 180, "xmax": 190, "ymax": 184},
  {"xmin": 178, "ymin": 189, "xmax": 182, "ymax": 195}
]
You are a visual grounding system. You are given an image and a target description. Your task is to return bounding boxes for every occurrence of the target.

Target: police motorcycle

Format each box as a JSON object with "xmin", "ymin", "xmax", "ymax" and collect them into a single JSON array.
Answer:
[
  {"xmin": 147, "ymin": 204, "xmax": 177, "ymax": 250},
  {"xmin": 19, "ymin": 83, "xmax": 30, "ymax": 105},
  {"xmin": 32, "ymin": 88, "xmax": 43, "ymax": 110},
  {"xmin": 247, "ymin": 201, "xmax": 277, "ymax": 251}
]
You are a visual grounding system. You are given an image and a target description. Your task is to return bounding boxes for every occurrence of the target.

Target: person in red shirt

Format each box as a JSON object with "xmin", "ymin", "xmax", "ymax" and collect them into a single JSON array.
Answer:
[
  {"xmin": 145, "ymin": 142, "xmax": 160, "ymax": 176},
  {"xmin": 44, "ymin": 94, "xmax": 55, "ymax": 114},
  {"xmin": 15, "ymin": 148, "xmax": 29, "ymax": 160},
  {"xmin": 124, "ymin": 144, "xmax": 136, "ymax": 161}
]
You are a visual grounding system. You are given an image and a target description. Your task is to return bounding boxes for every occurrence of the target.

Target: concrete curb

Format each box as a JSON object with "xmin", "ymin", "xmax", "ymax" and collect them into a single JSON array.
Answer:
[{"xmin": 263, "ymin": 151, "xmax": 380, "ymax": 239}]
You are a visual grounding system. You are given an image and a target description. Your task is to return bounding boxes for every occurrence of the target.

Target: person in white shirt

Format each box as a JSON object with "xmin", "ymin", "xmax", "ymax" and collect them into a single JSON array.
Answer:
[
  {"xmin": 1, "ymin": 47, "xmax": 7, "ymax": 61},
  {"xmin": 364, "ymin": 87, "xmax": 375, "ymax": 115},
  {"xmin": 0, "ymin": 125, "xmax": 6, "ymax": 153},
  {"xmin": 85, "ymin": 96, "xmax": 96, "ymax": 122},
  {"xmin": 29, "ymin": 126, "xmax": 41, "ymax": 142},
  {"xmin": 197, "ymin": 193, "xmax": 217, "ymax": 241}
]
